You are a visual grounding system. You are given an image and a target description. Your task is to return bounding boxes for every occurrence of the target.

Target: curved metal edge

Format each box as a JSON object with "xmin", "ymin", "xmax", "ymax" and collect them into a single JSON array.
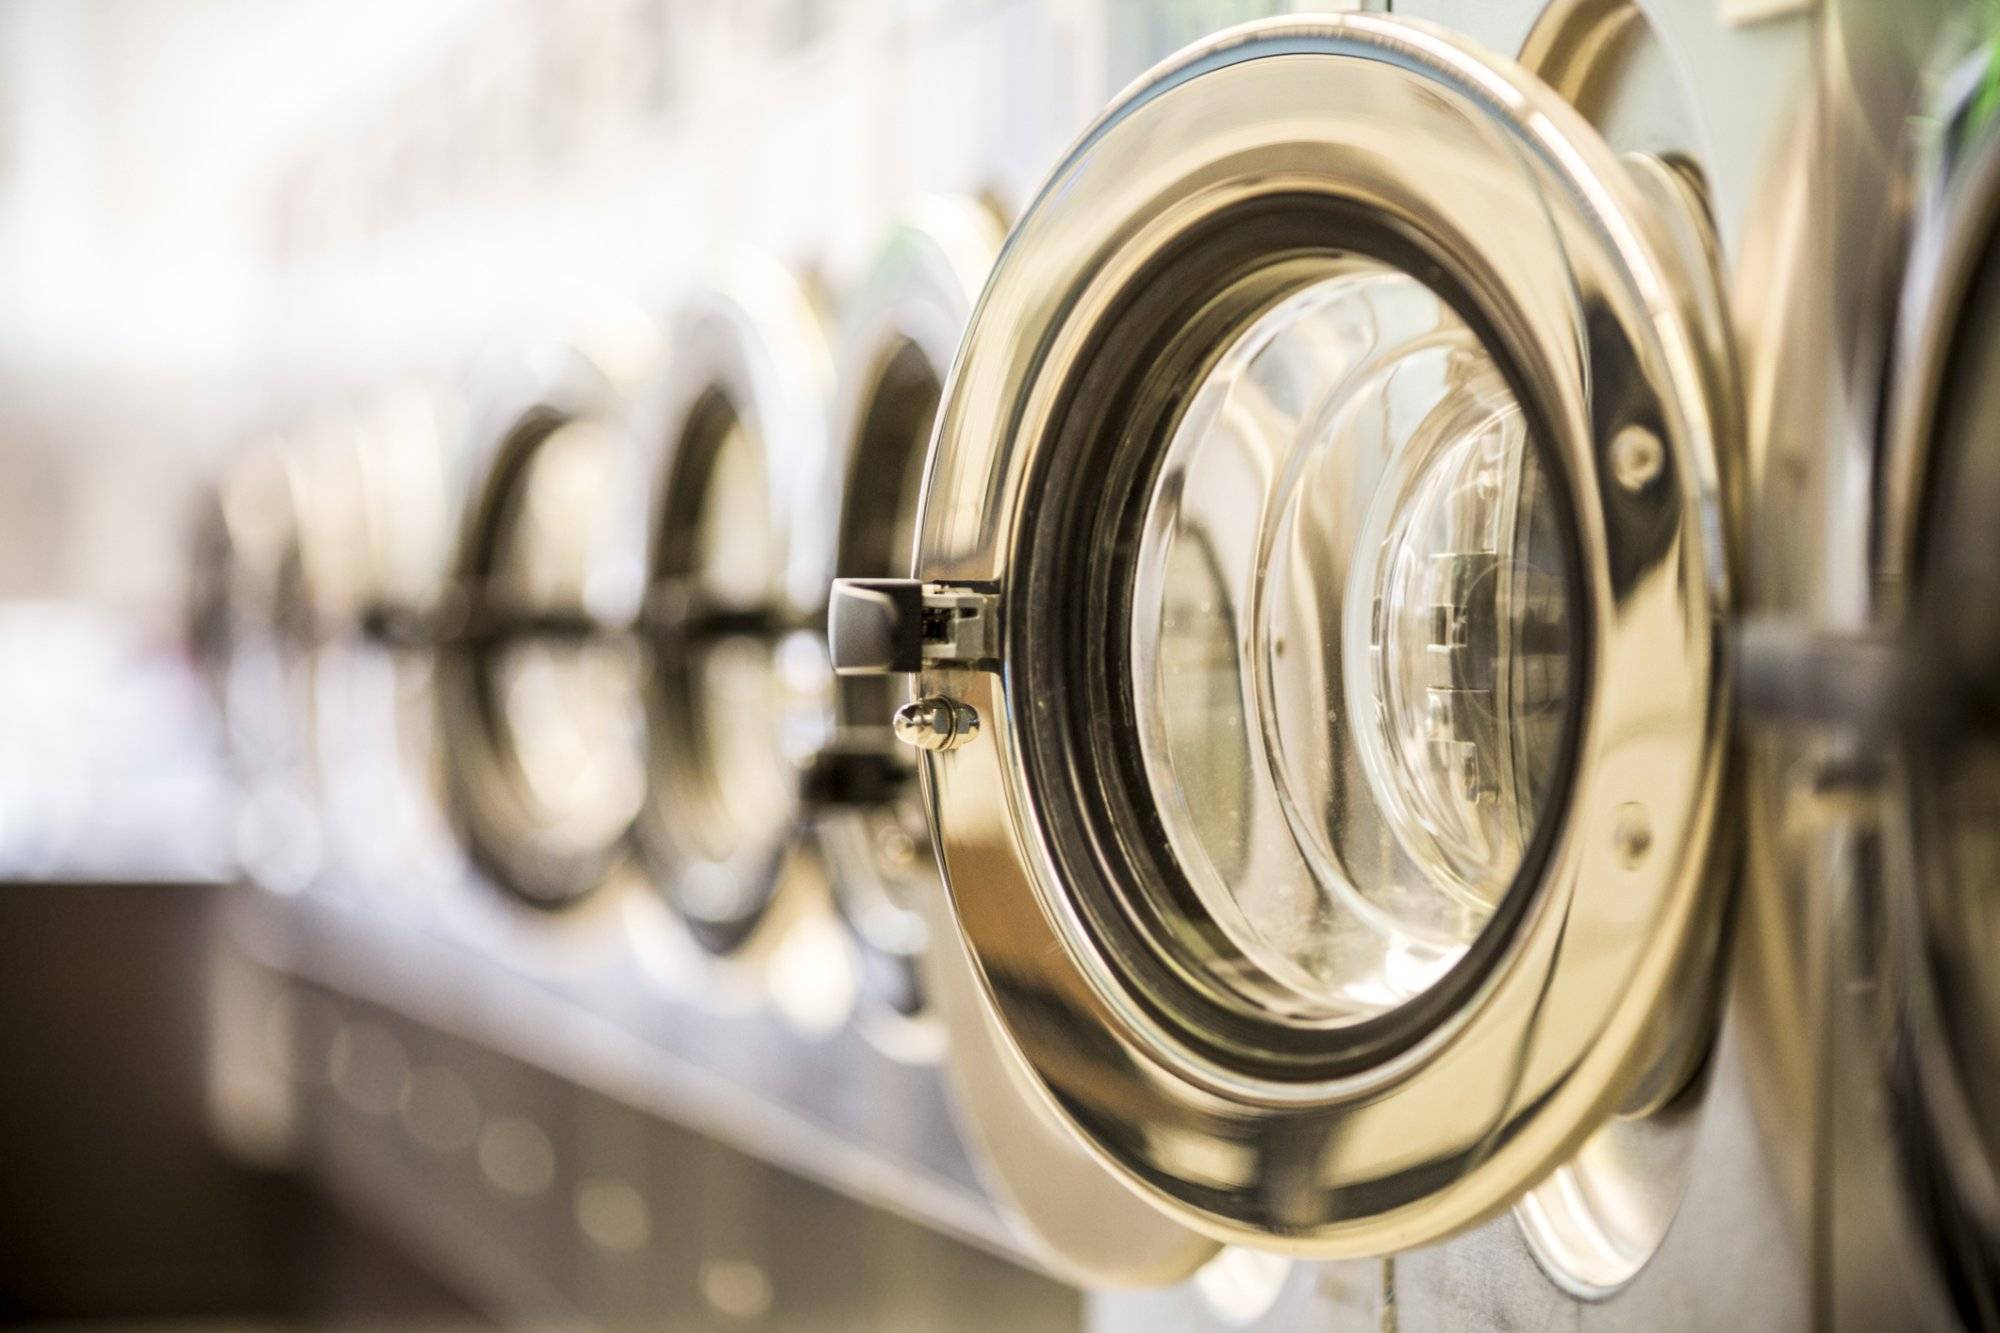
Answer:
[
  {"xmin": 1869, "ymin": 39, "xmax": 2000, "ymax": 1319},
  {"xmin": 629, "ymin": 251, "xmax": 837, "ymax": 620},
  {"xmin": 433, "ymin": 334, "xmax": 648, "ymax": 914},
  {"xmin": 816, "ymin": 197, "xmax": 1219, "ymax": 1283},
  {"xmin": 624, "ymin": 253, "xmax": 835, "ymax": 960},
  {"xmin": 810, "ymin": 198, "xmax": 1000, "ymax": 1058},
  {"xmin": 908, "ymin": 815, "xmax": 1222, "ymax": 1288},
  {"xmin": 306, "ymin": 381, "xmax": 470, "ymax": 901},
  {"xmin": 1876, "ymin": 79, "xmax": 2000, "ymax": 598},
  {"xmin": 201, "ymin": 431, "xmax": 326, "ymax": 818},
  {"xmin": 815, "ymin": 195, "xmax": 1008, "ymax": 596},
  {"xmin": 1505, "ymin": 0, "xmax": 1775, "ymax": 1301}
]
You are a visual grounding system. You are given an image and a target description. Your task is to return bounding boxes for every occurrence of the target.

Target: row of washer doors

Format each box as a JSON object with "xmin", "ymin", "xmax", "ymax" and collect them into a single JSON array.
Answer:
[{"xmin": 197, "ymin": 3, "xmax": 2000, "ymax": 1320}]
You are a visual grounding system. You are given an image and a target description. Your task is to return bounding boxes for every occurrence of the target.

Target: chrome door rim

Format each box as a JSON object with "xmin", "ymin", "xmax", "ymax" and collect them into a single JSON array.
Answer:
[
  {"xmin": 821, "ymin": 205, "xmax": 1218, "ymax": 1277},
  {"xmin": 317, "ymin": 385, "xmax": 464, "ymax": 884},
  {"xmin": 915, "ymin": 15, "xmax": 1732, "ymax": 1252},
  {"xmin": 436, "ymin": 344, "xmax": 644, "ymax": 909},
  {"xmin": 815, "ymin": 197, "xmax": 1004, "ymax": 1057},
  {"xmin": 631, "ymin": 258, "xmax": 832, "ymax": 955}
]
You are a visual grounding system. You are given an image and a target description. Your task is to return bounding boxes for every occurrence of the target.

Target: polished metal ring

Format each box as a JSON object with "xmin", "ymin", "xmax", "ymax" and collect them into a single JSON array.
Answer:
[
  {"xmin": 628, "ymin": 257, "xmax": 833, "ymax": 955},
  {"xmin": 914, "ymin": 14, "xmax": 1733, "ymax": 1253},
  {"xmin": 435, "ymin": 342, "xmax": 647, "ymax": 909}
]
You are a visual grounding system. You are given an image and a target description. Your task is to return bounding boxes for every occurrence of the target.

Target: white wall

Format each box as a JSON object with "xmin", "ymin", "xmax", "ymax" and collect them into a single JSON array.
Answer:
[
  {"xmin": 0, "ymin": 0, "xmax": 1354, "ymax": 609},
  {"xmin": 0, "ymin": 0, "xmax": 492, "ymax": 605}
]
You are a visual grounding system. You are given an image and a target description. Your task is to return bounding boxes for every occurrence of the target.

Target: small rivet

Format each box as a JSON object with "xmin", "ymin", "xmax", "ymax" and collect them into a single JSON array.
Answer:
[
  {"xmin": 893, "ymin": 696, "xmax": 979, "ymax": 752},
  {"xmin": 1611, "ymin": 426, "xmax": 1665, "ymax": 492},
  {"xmin": 1613, "ymin": 801, "xmax": 1653, "ymax": 868}
]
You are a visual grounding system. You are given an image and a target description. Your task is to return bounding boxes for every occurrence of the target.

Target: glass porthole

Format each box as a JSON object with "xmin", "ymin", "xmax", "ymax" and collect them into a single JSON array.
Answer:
[
  {"xmin": 479, "ymin": 419, "xmax": 645, "ymax": 856},
  {"xmin": 1130, "ymin": 262, "xmax": 1575, "ymax": 1025},
  {"xmin": 437, "ymin": 357, "xmax": 647, "ymax": 909},
  {"xmin": 633, "ymin": 268, "xmax": 832, "ymax": 954}
]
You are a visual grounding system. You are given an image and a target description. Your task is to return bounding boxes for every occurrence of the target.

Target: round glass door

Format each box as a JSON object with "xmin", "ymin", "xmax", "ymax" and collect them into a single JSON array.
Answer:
[
  {"xmin": 815, "ymin": 202, "xmax": 1006, "ymax": 1055},
  {"xmin": 203, "ymin": 436, "xmax": 368, "ymax": 888},
  {"xmin": 647, "ymin": 391, "xmax": 797, "ymax": 936},
  {"xmin": 634, "ymin": 269, "xmax": 831, "ymax": 955},
  {"xmin": 1867, "ymin": 64, "xmax": 2000, "ymax": 1318},
  {"xmin": 316, "ymin": 389, "xmax": 462, "ymax": 887},
  {"xmin": 439, "ymin": 374, "xmax": 645, "ymax": 909},
  {"xmin": 196, "ymin": 448, "xmax": 309, "ymax": 778},
  {"xmin": 482, "ymin": 420, "xmax": 642, "ymax": 847},
  {"xmin": 833, "ymin": 14, "xmax": 1734, "ymax": 1253}
]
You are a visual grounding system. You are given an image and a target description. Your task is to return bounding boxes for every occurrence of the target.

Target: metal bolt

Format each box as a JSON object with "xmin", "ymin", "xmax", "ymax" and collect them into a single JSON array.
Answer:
[
  {"xmin": 1611, "ymin": 426, "xmax": 1665, "ymax": 493},
  {"xmin": 1613, "ymin": 801, "xmax": 1653, "ymax": 868},
  {"xmin": 893, "ymin": 695, "xmax": 980, "ymax": 752}
]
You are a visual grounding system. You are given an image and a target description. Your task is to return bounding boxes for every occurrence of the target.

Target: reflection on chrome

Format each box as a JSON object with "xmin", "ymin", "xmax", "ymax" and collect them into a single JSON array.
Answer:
[{"xmin": 485, "ymin": 419, "xmax": 645, "ymax": 853}]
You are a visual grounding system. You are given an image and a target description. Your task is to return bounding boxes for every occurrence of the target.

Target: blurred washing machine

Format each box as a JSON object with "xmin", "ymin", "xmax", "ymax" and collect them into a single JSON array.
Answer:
[
  {"xmin": 197, "ymin": 382, "xmax": 468, "ymax": 908},
  {"xmin": 1740, "ymin": 0, "xmax": 2000, "ymax": 1329},
  {"xmin": 196, "ymin": 418, "xmax": 371, "ymax": 896},
  {"xmin": 218, "ymin": 301, "xmax": 1084, "ymax": 1324},
  {"xmin": 311, "ymin": 382, "xmax": 467, "ymax": 904},
  {"xmin": 627, "ymin": 257, "xmax": 833, "ymax": 961},
  {"xmin": 827, "ymin": 3, "xmax": 1824, "ymax": 1328},
  {"xmin": 433, "ymin": 334, "xmax": 652, "ymax": 912}
]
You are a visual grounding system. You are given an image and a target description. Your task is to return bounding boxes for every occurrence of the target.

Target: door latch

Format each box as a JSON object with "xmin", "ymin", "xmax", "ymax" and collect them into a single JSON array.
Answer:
[{"xmin": 827, "ymin": 578, "xmax": 1000, "ymax": 675}]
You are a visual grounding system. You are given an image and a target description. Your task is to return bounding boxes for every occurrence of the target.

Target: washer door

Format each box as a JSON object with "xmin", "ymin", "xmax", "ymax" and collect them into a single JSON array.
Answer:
[
  {"xmin": 319, "ymin": 387, "xmax": 463, "ymax": 890},
  {"xmin": 815, "ymin": 200, "xmax": 1005, "ymax": 1058},
  {"xmin": 436, "ymin": 350, "xmax": 647, "ymax": 909},
  {"xmin": 202, "ymin": 438, "xmax": 332, "ymax": 891},
  {"xmin": 1865, "ymin": 60, "xmax": 2000, "ymax": 1321},
  {"xmin": 831, "ymin": 15, "xmax": 1734, "ymax": 1253},
  {"xmin": 632, "ymin": 261, "xmax": 833, "ymax": 954}
]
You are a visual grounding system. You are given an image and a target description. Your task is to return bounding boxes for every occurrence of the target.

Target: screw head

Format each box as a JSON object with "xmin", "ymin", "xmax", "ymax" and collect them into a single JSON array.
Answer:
[
  {"xmin": 893, "ymin": 696, "xmax": 979, "ymax": 752},
  {"xmin": 1611, "ymin": 426, "xmax": 1665, "ymax": 493},
  {"xmin": 1613, "ymin": 801, "xmax": 1653, "ymax": 868}
]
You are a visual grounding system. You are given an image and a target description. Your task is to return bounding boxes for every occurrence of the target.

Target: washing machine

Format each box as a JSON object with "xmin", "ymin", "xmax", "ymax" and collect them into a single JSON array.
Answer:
[
  {"xmin": 190, "ymin": 443, "xmax": 304, "ymax": 797},
  {"xmin": 627, "ymin": 256, "xmax": 835, "ymax": 962},
  {"xmin": 1745, "ymin": 0, "xmax": 2000, "ymax": 1327},
  {"xmin": 184, "ymin": 2, "xmax": 1905, "ymax": 1326},
  {"xmin": 432, "ymin": 336, "xmax": 652, "ymax": 911},
  {"xmin": 311, "ymin": 382, "xmax": 466, "ymax": 905},
  {"xmin": 197, "ymin": 419, "xmax": 376, "ymax": 897},
  {"xmin": 827, "ymin": 4, "xmax": 1821, "ymax": 1327}
]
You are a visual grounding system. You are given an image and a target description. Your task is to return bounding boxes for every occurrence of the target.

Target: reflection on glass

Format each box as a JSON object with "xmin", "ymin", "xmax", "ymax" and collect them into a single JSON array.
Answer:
[
  {"xmin": 657, "ymin": 398, "xmax": 830, "ymax": 922},
  {"xmin": 692, "ymin": 414, "xmax": 775, "ymax": 610},
  {"xmin": 829, "ymin": 342, "xmax": 945, "ymax": 937},
  {"xmin": 486, "ymin": 419, "xmax": 643, "ymax": 848},
  {"xmin": 1130, "ymin": 262, "xmax": 1574, "ymax": 1024},
  {"xmin": 685, "ymin": 412, "xmax": 788, "ymax": 873}
]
